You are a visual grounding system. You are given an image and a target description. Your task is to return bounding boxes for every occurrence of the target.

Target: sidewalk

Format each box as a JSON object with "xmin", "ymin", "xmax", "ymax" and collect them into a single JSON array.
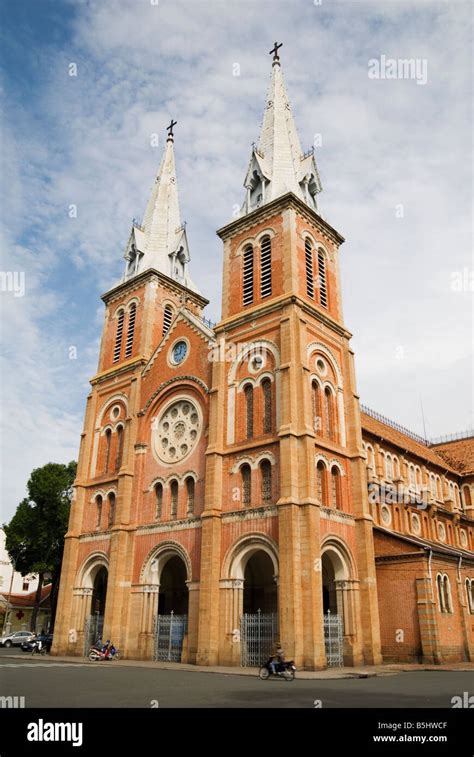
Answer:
[{"xmin": 3, "ymin": 653, "xmax": 473, "ymax": 680}]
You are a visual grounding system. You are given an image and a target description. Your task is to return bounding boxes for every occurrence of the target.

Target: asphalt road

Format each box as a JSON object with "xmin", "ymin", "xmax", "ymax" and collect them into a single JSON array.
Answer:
[{"xmin": 0, "ymin": 653, "xmax": 471, "ymax": 708}]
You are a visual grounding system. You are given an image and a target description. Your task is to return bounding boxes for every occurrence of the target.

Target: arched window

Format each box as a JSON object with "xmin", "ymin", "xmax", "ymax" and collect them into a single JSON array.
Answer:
[
  {"xmin": 260, "ymin": 236, "xmax": 272, "ymax": 298},
  {"xmin": 466, "ymin": 579, "xmax": 474, "ymax": 614},
  {"xmin": 104, "ymin": 429, "xmax": 112, "ymax": 473},
  {"xmin": 113, "ymin": 310, "xmax": 125, "ymax": 363},
  {"xmin": 241, "ymin": 464, "xmax": 251, "ymax": 506},
  {"xmin": 244, "ymin": 384, "xmax": 254, "ymax": 439},
  {"xmin": 430, "ymin": 474, "xmax": 437, "ymax": 498},
  {"xmin": 437, "ymin": 574, "xmax": 452, "ymax": 613},
  {"xmin": 305, "ymin": 239, "xmax": 314, "ymax": 298},
  {"xmin": 385, "ymin": 454, "xmax": 393, "ymax": 481},
  {"xmin": 185, "ymin": 477, "xmax": 195, "ymax": 515},
  {"xmin": 324, "ymin": 387, "xmax": 335, "ymax": 441},
  {"xmin": 155, "ymin": 483, "xmax": 163, "ymax": 519},
  {"xmin": 317, "ymin": 250, "xmax": 328, "ymax": 308},
  {"xmin": 115, "ymin": 425, "xmax": 124, "ymax": 471},
  {"xmin": 125, "ymin": 302, "xmax": 136, "ymax": 358},
  {"xmin": 260, "ymin": 460, "xmax": 272, "ymax": 504},
  {"xmin": 331, "ymin": 467, "xmax": 342, "ymax": 509},
  {"xmin": 96, "ymin": 495, "xmax": 103, "ymax": 529},
  {"xmin": 437, "ymin": 574, "xmax": 445, "ymax": 611},
  {"xmin": 312, "ymin": 380, "xmax": 322, "ymax": 435},
  {"xmin": 162, "ymin": 305, "xmax": 173, "ymax": 336},
  {"xmin": 108, "ymin": 493, "xmax": 116, "ymax": 527},
  {"xmin": 170, "ymin": 480, "xmax": 179, "ymax": 518},
  {"xmin": 409, "ymin": 465, "xmax": 416, "ymax": 489},
  {"xmin": 242, "ymin": 245, "xmax": 254, "ymax": 306},
  {"xmin": 462, "ymin": 486, "xmax": 472, "ymax": 509},
  {"xmin": 316, "ymin": 461, "xmax": 327, "ymax": 506},
  {"xmin": 262, "ymin": 379, "xmax": 272, "ymax": 434},
  {"xmin": 366, "ymin": 445, "xmax": 375, "ymax": 472}
]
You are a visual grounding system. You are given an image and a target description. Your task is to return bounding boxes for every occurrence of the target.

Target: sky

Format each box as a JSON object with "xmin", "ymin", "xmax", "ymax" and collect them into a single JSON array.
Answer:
[{"xmin": 0, "ymin": 0, "xmax": 472, "ymax": 522}]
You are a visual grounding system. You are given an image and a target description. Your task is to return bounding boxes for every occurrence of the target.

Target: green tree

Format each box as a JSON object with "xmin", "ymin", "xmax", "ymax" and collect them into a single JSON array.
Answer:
[{"xmin": 4, "ymin": 461, "xmax": 77, "ymax": 632}]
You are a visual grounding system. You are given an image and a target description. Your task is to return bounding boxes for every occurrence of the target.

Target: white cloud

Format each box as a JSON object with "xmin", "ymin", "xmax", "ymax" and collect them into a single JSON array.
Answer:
[{"xmin": 1, "ymin": 0, "xmax": 472, "ymax": 520}]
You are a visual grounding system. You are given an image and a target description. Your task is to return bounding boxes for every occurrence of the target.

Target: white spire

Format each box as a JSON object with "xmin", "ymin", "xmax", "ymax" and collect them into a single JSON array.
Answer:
[
  {"xmin": 123, "ymin": 124, "xmax": 200, "ymax": 293},
  {"xmin": 241, "ymin": 46, "xmax": 322, "ymax": 216}
]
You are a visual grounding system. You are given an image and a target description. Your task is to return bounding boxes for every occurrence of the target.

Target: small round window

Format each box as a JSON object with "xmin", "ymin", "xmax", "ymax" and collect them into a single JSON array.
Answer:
[
  {"xmin": 316, "ymin": 358, "xmax": 327, "ymax": 376},
  {"xmin": 110, "ymin": 405, "xmax": 121, "ymax": 420}
]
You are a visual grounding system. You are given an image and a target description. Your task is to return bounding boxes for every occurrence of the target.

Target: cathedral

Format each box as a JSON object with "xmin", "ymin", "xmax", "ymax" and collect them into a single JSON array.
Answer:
[{"xmin": 53, "ymin": 47, "xmax": 474, "ymax": 669}]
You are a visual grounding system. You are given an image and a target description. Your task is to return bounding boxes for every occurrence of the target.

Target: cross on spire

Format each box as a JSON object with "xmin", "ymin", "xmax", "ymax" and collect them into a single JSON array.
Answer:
[
  {"xmin": 166, "ymin": 119, "xmax": 177, "ymax": 140},
  {"xmin": 269, "ymin": 41, "xmax": 282, "ymax": 63}
]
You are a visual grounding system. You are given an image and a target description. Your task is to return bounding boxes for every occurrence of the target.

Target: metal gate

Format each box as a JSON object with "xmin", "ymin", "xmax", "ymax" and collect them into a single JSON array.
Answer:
[
  {"xmin": 154, "ymin": 612, "xmax": 187, "ymax": 662},
  {"xmin": 324, "ymin": 611, "xmax": 343, "ymax": 667},
  {"xmin": 240, "ymin": 610, "xmax": 278, "ymax": 667},
  {"xmin": 84, "ymin": 614, "xmax": 104, "ymax": 656}
]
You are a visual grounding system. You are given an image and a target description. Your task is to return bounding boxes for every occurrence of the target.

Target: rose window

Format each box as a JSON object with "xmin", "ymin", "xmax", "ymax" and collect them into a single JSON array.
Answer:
[{"xmin": 154, "ymin": 400, "xmax": 201, "ymax": 463}]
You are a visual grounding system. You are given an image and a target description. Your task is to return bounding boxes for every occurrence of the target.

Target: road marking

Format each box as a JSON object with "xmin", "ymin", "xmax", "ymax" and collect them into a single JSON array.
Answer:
[{"xmin": 0, "ymin": 663, "xmax": 103, "ymax": 668}]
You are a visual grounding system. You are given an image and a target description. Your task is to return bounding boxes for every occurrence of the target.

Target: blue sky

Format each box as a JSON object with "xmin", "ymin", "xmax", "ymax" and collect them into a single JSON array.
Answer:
[{"xmin": 0, "ymin": 0, "xmax": 472, "ymax": 521}]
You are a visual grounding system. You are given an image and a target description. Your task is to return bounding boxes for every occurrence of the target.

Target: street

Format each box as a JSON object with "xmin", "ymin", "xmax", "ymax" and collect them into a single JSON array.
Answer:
[{"xmin": 0, "ymin": 652, "xmax": 472, "ymax": 708}]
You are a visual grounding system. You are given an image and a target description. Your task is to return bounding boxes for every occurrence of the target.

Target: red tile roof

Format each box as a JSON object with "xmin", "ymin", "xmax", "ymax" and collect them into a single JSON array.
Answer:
[
  {"xmin": 361, "ymin": 412, "xmax": 460, "ymax": 474},
  {"xmin": 0, "ymin": 584, "xmax": 51, "ymax": 608},
  {"xmin": 431, "ymin": 438, "xmax": 474, "ymax": 475}
]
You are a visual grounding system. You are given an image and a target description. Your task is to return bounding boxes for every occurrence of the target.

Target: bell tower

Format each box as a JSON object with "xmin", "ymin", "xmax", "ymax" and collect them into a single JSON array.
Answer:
[{"xmin": 197, "ymin": 46, "xmax": 382, "ymax": 668}]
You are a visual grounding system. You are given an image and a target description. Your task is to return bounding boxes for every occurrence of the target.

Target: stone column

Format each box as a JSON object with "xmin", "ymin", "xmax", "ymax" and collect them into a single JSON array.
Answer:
[{"xmin": 219, "ymin": 578, "xmax": 244, "ymax": 666}]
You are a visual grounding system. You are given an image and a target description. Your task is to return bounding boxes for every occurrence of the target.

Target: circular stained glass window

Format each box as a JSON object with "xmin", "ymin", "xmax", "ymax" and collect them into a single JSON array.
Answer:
[{"xmin": 153, "ymin": 399, "xmax": 201, "ymax": 464}]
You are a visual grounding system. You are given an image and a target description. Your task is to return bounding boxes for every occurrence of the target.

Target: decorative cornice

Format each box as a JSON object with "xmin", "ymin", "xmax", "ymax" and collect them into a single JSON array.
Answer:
[
  {"xmin": 135, "ymin": 518, "xmax": 202, "ymax": 534},
  {"xmin": 101, "ymin": 268, "xmax": 209, "ymax": 307},
  {"xmin": 139, "ymin": 374, "xmax": 209, "ymax": 415},
  {"xmin": 216, "ymin": 192, "xmax": 345, "ymax": 246}
]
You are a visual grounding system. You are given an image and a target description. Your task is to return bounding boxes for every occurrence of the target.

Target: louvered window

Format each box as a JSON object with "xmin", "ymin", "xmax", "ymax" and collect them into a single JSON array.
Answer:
[
  {"xmin": 318, "ymin": 250, "xmax": 328, "ymax": 308},
  {"xmin": 162, "ymin": 305, "xmax": 173, "ymax": 336},
  {"xmin": 241, "ymin": 465, "xmax": 251, "ymax": 506},
  {"xmin": 155, "ymin": 483, "xmax": 163, "ymax": 519},
  {"xmin": 186, "ymin": 477, "xmax": 195, "ymax": 515},
  {"xmin": 243, "ymin": 245, "xmax": 254, "ymax": 305},
  {"xmin": 170, "ymin": 480, "xmax": 179, "ymax": 518},
  {"xmin": 261, "ymin": 460, "xmax": 272, "ymax": 503},
  {"xmin": 113, "ymin": 310, "xmax": 125, "ymax": 362},
  {"xmin": 305, "ymin": 239, "xmax": 314, "ymax": 298},
  {"xmin": 260, "ymin": 236, "xmax": 272, "ymax": 298},
  {"xmin": 125, "ymin": 303, "xmax": 136, "ymax": 357},
  {"xmin": 245, "ymin": 384, "xmax": 254, "ymax": 438},
  {"xmin": 262, "ymin": 379, "xmax": 272, "ymax": 434}
]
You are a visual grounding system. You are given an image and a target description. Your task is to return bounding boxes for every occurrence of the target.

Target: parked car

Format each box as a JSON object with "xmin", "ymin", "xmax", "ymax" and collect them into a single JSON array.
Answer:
[
  {"xmin": 0, "ymin": 631, "xmax": 36, "ymax": 648},
  {"xmin": 21, "ymin": 634, "xmax": 53, "ymax": 653}
]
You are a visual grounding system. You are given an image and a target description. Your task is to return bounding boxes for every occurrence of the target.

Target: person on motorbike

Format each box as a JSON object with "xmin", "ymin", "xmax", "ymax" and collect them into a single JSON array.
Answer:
[{"xmin": 269, "ymin": 643, "xmax": 285, "ymax": 675}]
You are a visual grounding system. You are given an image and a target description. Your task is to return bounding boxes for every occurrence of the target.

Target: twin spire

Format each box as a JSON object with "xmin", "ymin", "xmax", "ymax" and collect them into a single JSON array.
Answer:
[
  {"xmin": 123, "ymin": 44, "xmax": 322, "ymax": 287},
  {"xmin": 242, "ymin": 42, "xmax": 322, "ymax": 215}
]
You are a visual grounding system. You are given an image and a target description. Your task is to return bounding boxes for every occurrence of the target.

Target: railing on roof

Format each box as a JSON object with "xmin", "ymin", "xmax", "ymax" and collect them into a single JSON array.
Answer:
[
  {"xmin": 429, "ymin": 430, "xmax": 474, "ymax": 445},
  {"xmin": 195, "ymin": 313, "xmax": 216, "ymax": 330},
  {"xmin": 360, "ymin": 405, "xmax": 429, "ymax": 446}
]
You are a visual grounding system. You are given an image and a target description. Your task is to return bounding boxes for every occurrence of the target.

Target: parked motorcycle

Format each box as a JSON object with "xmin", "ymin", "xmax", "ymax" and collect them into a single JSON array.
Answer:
[
  {"xmin": 88, "ymin": 642, "xmax": 119, "ymax": 662},
  {"xmin": 258, "ymin": 658, "xmax": 296, "ymax": 681}
]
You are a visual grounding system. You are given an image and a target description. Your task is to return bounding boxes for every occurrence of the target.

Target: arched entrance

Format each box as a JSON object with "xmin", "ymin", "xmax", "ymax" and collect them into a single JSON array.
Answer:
[
  {"xmin": 243, "ymin": 551, "xmax": 277, "ymax": 614},
  {"xmin": 91, "ymin": 566, "xmax": 108, "ymax": 616},
  {"xmin": 321, "ymin": 543, "xmax": 352, "ymax": 668},
  {"xmin": 144, "ymin": 549, "xmax": 190, "ymax": 662},
  {"xmin": 158, "ymin": 555, "xmax": 188, "ymax": 614},
  {"xmin": 80, "ymin": 560, "xmax": 109, "ymax": 654},
  {"xmin": 224, "ymin": 538, "xmax": 279, "ymax": 667}
]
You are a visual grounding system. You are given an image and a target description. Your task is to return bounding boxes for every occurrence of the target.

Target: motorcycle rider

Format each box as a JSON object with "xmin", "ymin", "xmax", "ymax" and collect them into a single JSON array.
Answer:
[{"xmin": 269, "ymin": 643, "xmax": 285, "ymax": 675}]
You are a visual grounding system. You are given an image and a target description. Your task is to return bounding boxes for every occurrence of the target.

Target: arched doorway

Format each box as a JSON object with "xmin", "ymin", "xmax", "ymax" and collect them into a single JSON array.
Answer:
[
  {"xmin": 82, "ymin": 561, "xmax": 109, "ymax": 653},
  {"xmin": 225, "ymin": 540, "xmax": 278, "ymax": 667},
  {"xmin": 321, "ymin": 544, "xmax": 352, "ymax": 667},
  {"xmin": 243, "ymin": 551, "xmax": 277, "ymax": 613},
  {"xmin": 152, "ymin": 552, "xmax": 189, "ymax": 662},
  {"xmin": 158, "ymin": 555, "xmax": 188, "ymax": 614},
  {"xmin": 91, "ymin": 566, "xmax": 108, "ymax": 616}
]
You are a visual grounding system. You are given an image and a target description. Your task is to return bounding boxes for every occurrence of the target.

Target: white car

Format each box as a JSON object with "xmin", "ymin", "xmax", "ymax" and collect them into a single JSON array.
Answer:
[{"xmin": 0, "ymin": 631, "xmax": 36, "ymax": 648}]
